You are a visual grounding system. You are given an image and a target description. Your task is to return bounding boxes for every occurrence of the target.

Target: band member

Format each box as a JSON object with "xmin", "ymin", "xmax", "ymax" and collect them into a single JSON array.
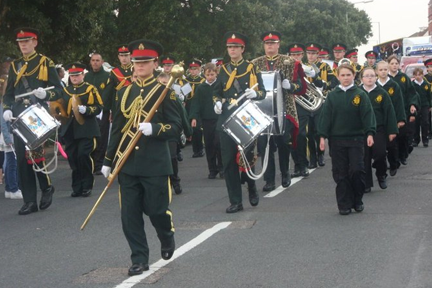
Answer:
[
  {"xmin": 189, "ymin": 63, "xmax": 223, "ymax": 179},
  {"xmin": 345, "ymin": 48, "xmax": 363, "ymax": 84},
  {"xmin": 213, "ymin": 31, "xmax": 266, "ymax": 213},
  {"xmin": 318, "ymin": 47, "xmax": 330, "ymax": 61},
  {"xmin": 160, "ymin": 56, "xmax": 176, "ymax": 74},
  {"xmin": 101, "ymin": 39, "xmax": 181, "ymax": 275},
  {"xmin": 184, "ymin": 59, "xmax": 205, "ymax": 158},
  {"xmin": 60, "ymin": 63, "xmax": 103, "ymax": 197},
  {"xmin": 2, "ymin": 27, "xmax": 59, "ymax": 215},
  {"xmin": 252, "ymin": 32, "xmax": 305, "ymax": 191},
  {"xmin": 287, "ymin": 43, "xmax": 310, "ymax": 178},
  {"xmin": 214, "ymin": 57, "xmax": 224, "ymax": 74},
  {"xmin": 365, "ymin": 51, "xmax": 378, "ymax": 69},
  {"xmin": 360, "ymin": 67, "xmax": 398, "ymax": 192},
  {"xmin": 84, "ymin": 52, "xmax": 110, "ymax": 175},
  {"xmin": 305, "ymin": 42, "xmax": 326, "ymax": 169},
  {"xmin": 332, "ymin": 43, "xmax": 347, "ymax": 69},
  {"xmin": 424, "ymin": 59, "xmax": 432, "ymax": 139},
  {"xmin": 387, "ymin": 56, "xmax": 419, "ymax": 164},
  {"xmin": 375, "ymin": 61, "xmax": 407, "ymax": 176},
  {"xmin": 412, "ymin": 67, "xmax": 431, "ymax": 147},
  {"xmin": 318, "ymin": 64, "xmax": 376, "ymax": 215},
  {"xmin": 102, "ymin": 45, "xmax": 133, "ymax": 118}
]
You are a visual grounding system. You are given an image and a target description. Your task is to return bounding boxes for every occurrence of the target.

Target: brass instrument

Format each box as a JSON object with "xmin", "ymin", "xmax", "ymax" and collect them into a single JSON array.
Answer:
[
  {"xmin": 49, "ymin": 99, "xmax": 69, "ymax": 125},
  {"xmin": 295, "ymin": 78, "xmax": 324, "ymax": 112},
  {"xmin": 71, "ymin": 95, "xmax": 85, "ymax": 125},
  {"xmin": 81, "ymin": 63, "xmax": 185, "ymax": 230}
]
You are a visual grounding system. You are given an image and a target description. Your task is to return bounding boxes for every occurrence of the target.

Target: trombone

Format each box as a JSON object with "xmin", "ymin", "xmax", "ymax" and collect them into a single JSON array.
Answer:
[{"xmin": 80, "ymin": 63, "xmax": 184, "ymax": 230}]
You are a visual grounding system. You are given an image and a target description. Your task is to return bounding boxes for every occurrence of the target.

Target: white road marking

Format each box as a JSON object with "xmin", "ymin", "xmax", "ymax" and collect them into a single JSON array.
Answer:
[
  {"xmin": 264, "ymin": 168, "xmax": 316, "ymax": 198},
  {"xmin": 114, "ymin": 221, "xmax": 232, "ymax": 288}
]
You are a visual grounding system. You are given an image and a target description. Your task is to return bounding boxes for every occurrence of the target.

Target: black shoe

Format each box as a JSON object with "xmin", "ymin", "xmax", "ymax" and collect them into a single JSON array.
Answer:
[
  {"xmin": 364, "ymin": 187, "xmax": 372, "ymax": 193},
  {"xmin": 173, "ymin": 184, "xmax": 182, "ymax": 195},
  {"xmin": 161, "ymin": 236, "xmax": 175, "ymax": 260},
  {"xmin": 400, "ymin": 159, "xmax": 407, "ymax": 165},
  {"xmin": 226, "ymin": 203, "xmax": 243, "ymax": 213},
  {"xmin": 291, "ymin": 170, "xmax": 301, "ymax": 178},
  {"xmin": 318, "ymin": 155, "xmax": 325, "ymax": 167},
  {"xmin": 82, "ymin": 190, "xmax": 92, "ymax": 197},
  {"xmin": 219, "ymin": 171, "xmax": 224, "ymax": 179},
  {"xmin": 192, "ymin": 150, "xmax": 205, "ymax": 158},
  {"xmin": 18, "ymin": 202, "xmax": 38, "ymax": 215},
  {"xmin": 301, "ymin": 168, "xmax": 309, "ymax": 177},
  {"xmin": 177, "ymin": 152, "xmax": 183, "ymax": 162},
  {"xmin": 93, "ymin": 170, "xmax": 103, "ymax": 176},
  {"xmin": 248, "ymin": 185, "xmax": 259, "ymax": 206},
  {"xmin": 389, "ymin": 168, "xmax": 397, "ymax": 177},
  {"xmin": 71, "ymin": 191, "xmax": 83, "ymax": 197},
  {"xmin": 412, "ymin": 142, "xmax": 419, "ymax": 147},
  {"xmin": 354, "ymin": 205, "xmax": 364, "ymax": 212},
  {"xmin": 263, "ymin": 182, "xmax": 276, "ymax": 192},
  {"xmin": 39, "ymin": 186, "xmax": 54, "ymax": 210},
  {"xmin": 408, "ymin": 145, "xmax": 414, "ymax": 154},
  {"xmin": 281, "ymin": 173, "xmax": 291, "ymax": 188},
  {"xmin": 377, "ymin": 176, "xmax": 387, "ymax": 189},
  {"xmin": 339, "ymin": 209, "xmax": 351, "ymax": 215},
  {"xmin": 423, "ymin": 142, "xmax": 429, "ymax": 147},
  {"xmin": 308, "ymin": 163, "xmax": 317, "ymax": 169},
  {"xmin": 208, "ymin": 173, "xmax": 217, "ymax": 179},
  {"xmin": 128, "ymin": 263, "xmax": 149, "ymax": 276}
]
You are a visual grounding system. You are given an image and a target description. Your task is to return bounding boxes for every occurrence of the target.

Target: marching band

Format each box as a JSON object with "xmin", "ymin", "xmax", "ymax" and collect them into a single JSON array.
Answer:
[{"xmin": 2, "ymin": 26, "xmax": 431, "ymax": 276}]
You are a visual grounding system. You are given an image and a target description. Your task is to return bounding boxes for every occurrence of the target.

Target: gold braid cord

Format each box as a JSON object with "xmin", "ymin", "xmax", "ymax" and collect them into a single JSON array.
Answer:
[{"xmin": 251, "ymin": 54, "xmax": 298, "ymax": 124}]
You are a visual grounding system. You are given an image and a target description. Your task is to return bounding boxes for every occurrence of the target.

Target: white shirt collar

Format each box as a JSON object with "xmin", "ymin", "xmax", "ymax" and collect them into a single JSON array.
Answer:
[
  {"xmin": 338, "ymin": 83, "xmax": 354, "ymax": 91},
  {"xmin": 363, "ymin": 84, "xmax": 377, "ymax": 93},
  {"xmin": 206, "ymin": 78, "xmax": 217, "ymax": 86},
  {"xmin": 377, "ymin": 77, "xmax": 390, "ymax": 86},
  {"xmin": 414, "ymin": 79, "xmax": 424, "ymax": 85}
]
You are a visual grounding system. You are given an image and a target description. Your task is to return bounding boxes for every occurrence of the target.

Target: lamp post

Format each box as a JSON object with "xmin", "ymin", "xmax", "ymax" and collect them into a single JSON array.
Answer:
[{"xmin": 372, "ymin": 22, "xmax": 381, "ymax": 44}]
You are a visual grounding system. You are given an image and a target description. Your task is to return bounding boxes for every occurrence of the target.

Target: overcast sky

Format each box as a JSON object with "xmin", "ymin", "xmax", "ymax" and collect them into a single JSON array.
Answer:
[{"xmin": 349, "ymin": 0, "xmax": 430, "ymax": 62}]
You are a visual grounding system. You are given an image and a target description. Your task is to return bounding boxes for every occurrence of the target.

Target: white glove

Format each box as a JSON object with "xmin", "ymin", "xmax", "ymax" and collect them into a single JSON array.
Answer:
[
  {"xmin": 3, "ymin": 110, "xmax": 13, "ymax": 122},
  {"xmin": 302, "ymin": 65, "xmax": 316, "ymax": 78},
  {"xmin": 138, "ymin": 122, "xmax": 153, "ymax": 136},
  {"xmin": 282, "ymin": 79, "xmax": 291, "ymax": 90},
  {"xmin": 78, "ymin": 105, "xmax": 86, "ymax": 114},
  {"xmin": 101, "ymin": 165, "xmax": 111, "ymax": 178},
  {"xmin": 245, "ymin": 88, "xmax": 257, "ymax": 99},
  {"xmin": 33, "ymin": 87, "xmax": 47, "ymax": 99},
  {"xmin": 214, "ymin": 101, "xmax": 222, "ymax": 114},
  {"xmin": 178, "ymin": 93, "xmax": 185, "ymax": 102}
]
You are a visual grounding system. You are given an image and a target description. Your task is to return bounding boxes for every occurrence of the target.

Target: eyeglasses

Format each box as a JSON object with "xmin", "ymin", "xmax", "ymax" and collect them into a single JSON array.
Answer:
[{"xmin": 362, "ymin": 75, "xmax": 376, "ymax": 78}]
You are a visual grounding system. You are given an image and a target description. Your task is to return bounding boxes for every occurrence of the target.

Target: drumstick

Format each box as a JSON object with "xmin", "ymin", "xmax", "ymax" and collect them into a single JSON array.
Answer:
[
  {"xmin": 15, "ymin": 86, "xmax": 55, "ymax": 99},
  {"xmin": 227, "ymin": 83, "xmax": 259, "ymax": 110}
]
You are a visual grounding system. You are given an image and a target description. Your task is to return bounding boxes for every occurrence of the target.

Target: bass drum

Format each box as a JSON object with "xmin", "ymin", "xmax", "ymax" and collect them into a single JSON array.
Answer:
[{"xmin": 255, "ymin": 71, "xmax": 285, "ymax": 135}]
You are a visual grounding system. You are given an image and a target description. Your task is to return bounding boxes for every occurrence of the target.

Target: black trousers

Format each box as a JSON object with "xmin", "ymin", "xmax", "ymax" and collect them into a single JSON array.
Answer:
[
  {"xmin": 13, "ymin": 134, "xmax": 51, "ymax": 203},
  {"xmin": 192, "ymin": 126, "xmax": 204, "ymax": 154},
  {"xmin": 93, "ymin": 111, "xmax": 110, "ymax": 172},
  {"xmin": 398, "ymin": 121, "xmax": 415, "ymax": 161},
  {"xmin": 307, "ymin": 112, "xmax": 324, "ymax": 165},
  {"xmin": 202, "ymin": 119, "xmax": 222, "ymax": 175},
  {"xmin": 291, "ymin": 113, "xmax": 308, "ymax": 171},
  {"xmin": 65, "ymin": 136, "xmax": 97, "ymax": 194},
  {"xmin": 414, "ymin": 106, "xmax": 430, "ymax": 144},
  {"xmin": 329, "ymin": 139, "xmax": 365, "ymax": 210},
  {"xmin": 169, "ymin": 141, "xmax": 180, "ymax": 186},
  {"xmin": 220, "ymin": 132, "xmax": 255, "ymax": 205},
  {"xmin": 118, "ymin": 172, "xmax": 174, "ymax": 265},
  {"xmin": 257, "ymin": 118, "xmax": 293, "ymax": 184},
  {"xmin": 364, "ymin": 127, "xmax": 387, "ymax": 189}
]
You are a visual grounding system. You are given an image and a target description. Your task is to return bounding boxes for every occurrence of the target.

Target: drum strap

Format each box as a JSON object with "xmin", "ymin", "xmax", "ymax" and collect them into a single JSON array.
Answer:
[
  {"xmin": 226, "ymin": 65, "xmax": 243, "ymax": 95},
  {"xmin": 16, "ymin": 62, "xmax": 37, "ymax": 104}
]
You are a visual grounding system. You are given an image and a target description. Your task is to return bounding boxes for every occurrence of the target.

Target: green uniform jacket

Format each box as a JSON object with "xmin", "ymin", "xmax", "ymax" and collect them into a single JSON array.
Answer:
[
  {"xmin": 189, "ymin": 79, "xmax": 220, "ymax": 121},
  {"xmin": 3, "ymin": 51, "xmax": 62, "ymax": 115},
  {"xmin": 424, "ymin": 73, "xmax": 432, "ymax": 84},
  {"xmin": 84, "ymin": 69, "xmax": 110, "ymax": 111},
  {"xmin": 59, "ymin": 82, "xmax": 103, "ymax": 138},
  {"xmin": 213, "ymin": 59, "xmax": 266, "ymax": 130},
  {"xmin": 103, "ymin": 76, "xmax": 181, "ymax": 177},
  {"xmin": 318, "ymin": 84, "xmax": 376, "ymax": 139},
  {"xmin": 377, "ymin": 78, "xmax": 407, "ymax": 123},
  {"xmin": 389, "ymin": 71, "xmax": 420, "ymax": 118},
  {"xmin": 360, "ymin": 85, "xmax": 398, "ymax": 135},
  {"xmin": 102, "ymin": 63, "xmax": 133, "ymax": 113},
  {"xmin": 413, "ymin": 79, "xmax": 432, "ymax": 108}
]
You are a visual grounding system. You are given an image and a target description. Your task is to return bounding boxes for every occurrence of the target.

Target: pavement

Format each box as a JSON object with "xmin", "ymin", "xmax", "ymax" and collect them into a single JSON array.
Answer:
[{"xmin": 0, "ymin": 141, "xmax": 432, "ymax": 288}]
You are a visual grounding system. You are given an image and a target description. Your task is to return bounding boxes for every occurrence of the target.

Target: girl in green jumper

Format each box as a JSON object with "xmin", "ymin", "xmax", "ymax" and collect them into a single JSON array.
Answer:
[{"xmin": 318, "ymin": 64, "xmax": 376, "ymax": 215}]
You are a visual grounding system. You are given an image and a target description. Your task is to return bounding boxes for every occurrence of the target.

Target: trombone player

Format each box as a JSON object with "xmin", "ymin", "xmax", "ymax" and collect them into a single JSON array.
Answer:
[{"xmin": 101, "ymin": 39, "xmax": 181, "ymax": 276}]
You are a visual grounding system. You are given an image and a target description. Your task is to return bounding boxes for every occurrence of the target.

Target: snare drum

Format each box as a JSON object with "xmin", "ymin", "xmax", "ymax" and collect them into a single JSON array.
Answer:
[
  {"xmin": 222, "ymin": 100, "xmax": 273, "ymax": 149},
  {"xmin": 12, "ymin": 104, "xmax": 61, "ymax": 150},
  {"xmin": 255, "ymin": 71, "xmax": 285, "ymax": 135}
]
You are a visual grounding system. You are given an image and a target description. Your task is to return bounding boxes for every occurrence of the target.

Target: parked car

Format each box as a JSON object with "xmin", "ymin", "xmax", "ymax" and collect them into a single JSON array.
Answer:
[{"xmin": 403, "ymin": 63, "xmax": 427, "ymax": 79}]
